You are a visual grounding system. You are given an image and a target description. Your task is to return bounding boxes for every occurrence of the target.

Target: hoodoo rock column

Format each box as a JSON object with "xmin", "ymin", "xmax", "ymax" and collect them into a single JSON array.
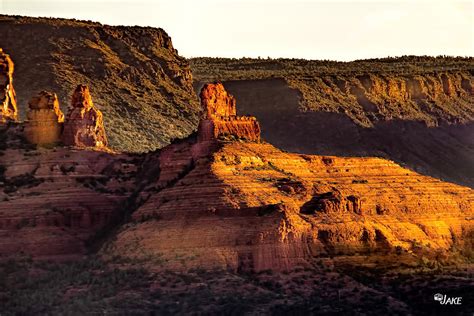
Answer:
[
  {"xmin": 24, "ymin": 91, "xmax": 64, "ymax": 146},
  {"xmin": 0, "ymin": 48, "xmax": 18, "ymax": 122},
  {"xmin": 62, "ymin": 85, "xmax": 108, "ymax": 148},
  {"xmin": 197, "ymin": 82, "xmax": 260, "ymax": 142}
]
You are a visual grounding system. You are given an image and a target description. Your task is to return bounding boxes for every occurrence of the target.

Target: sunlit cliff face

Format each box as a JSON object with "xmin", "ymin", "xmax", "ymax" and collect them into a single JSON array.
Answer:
[
  {"xmin": 198, "ymin": 82, "xmax": 261, "ymax": 142},
  {"xmin": 24, "ymin": 91, "xmax": 64, "ymax": 145},
  {"xmin": 0, "ymin": 48, "xmax": 17, "ymax": 122}
]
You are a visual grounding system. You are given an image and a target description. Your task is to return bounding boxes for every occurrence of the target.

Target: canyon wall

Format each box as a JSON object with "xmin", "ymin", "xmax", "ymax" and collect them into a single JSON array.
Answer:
[
  {"xmin": 105, "ymin": 141, "xmax": 474, "ymax": 272},
  {"xmin": 286, "ymin": 72, "xmax": 473, "ymax": 127},
  {"xmin": 0, "ymin": 15, "xmax": 199, "ymax": 152},
  {"xmin": 192, "ymin": 75, "xmax": 474, "ymax": 188},
  {"xmin": 191, "ymin": 58, "xmax": 474, "ymax": 188},
  {"xmin": 1, "ymin": 78, "xmax": 472, "ymax": 272},
  {"xmin": 101, "ymin": 83, "xmax": 473, "ymax": 272}
]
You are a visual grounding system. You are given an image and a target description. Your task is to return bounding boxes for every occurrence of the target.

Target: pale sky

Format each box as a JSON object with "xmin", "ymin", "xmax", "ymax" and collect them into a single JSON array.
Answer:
[{"xmin": 1, "ymin": 0, "xmax": 472, "ymax": 60}]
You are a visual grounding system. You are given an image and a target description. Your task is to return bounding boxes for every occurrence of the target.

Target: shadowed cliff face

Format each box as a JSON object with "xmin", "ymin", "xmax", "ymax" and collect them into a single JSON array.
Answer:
[
  {"xmin": 192, "ymin": 78, "xmax": 474, "ymax": 188},
  {"xmin": 0, "ymin": 15, "xmax": 200, "ymax": 152}
]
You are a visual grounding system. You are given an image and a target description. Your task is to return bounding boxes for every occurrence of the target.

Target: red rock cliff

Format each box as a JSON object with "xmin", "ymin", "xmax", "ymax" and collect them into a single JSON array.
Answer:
[
  {"xmin": 108, "ymin": 141, "xmax": 474, "ymax": 272},
  {"xmin": 62, "ymin": 85, "xmax": 108, "ymax": 148},
  {"xmin": 0, "ymin": 48, "xmax": 18, "ymax": 122},
  {"xmin": 200, "ymin": 82, "xmax": 237, "ymax": 118},
  {"xmin": 198, "ymin": 82, "xmax": 260, "ymax": 142},
  {"xmin": 24, "ymin": 91, "xmax": 64, "ymax": 146}
]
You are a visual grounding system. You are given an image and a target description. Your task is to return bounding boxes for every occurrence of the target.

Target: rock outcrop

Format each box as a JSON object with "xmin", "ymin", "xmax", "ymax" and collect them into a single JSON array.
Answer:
[
  {"xmin": 0, "ymin": 14, "xmax": 200, "ymax": 152},
  {"xmin": 106, "ymin": 141, "xmax": 474, "ymax": 272},
  {"xmin": 0, "ymin": 48, "xmax": 18, "ymax": 122},
  {"xmin": 198, "ymin": 83, "xmax": 260, "ymax": 142},
  {"xmin": 2, "ymin": 120, "xmax": 473, "ymax": 270},
  {"xmin": 0, "ymin": 135, "xmax": 140, "ymax": 258},
  {"xmin": 24, "ymin": 91, "xmax": 64, "ymax": 146},
  {"xmin": 62, "ymin": 85, "xmax": 108, "ymax": 148},
  {"xmin": 191, "ymin": 59, "xmax": 474, "ymax": 189}
]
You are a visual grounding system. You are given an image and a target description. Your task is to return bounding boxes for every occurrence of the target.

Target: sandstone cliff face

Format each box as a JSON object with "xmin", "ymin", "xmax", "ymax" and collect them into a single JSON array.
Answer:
[
  {"xmin": 0, "ymin": 15, "xmax": 199, "ymax": 152},
  {"xmin": 191, "ymin": 58, "xmax": 474, "ymax": 188},
  {"xmin": 200, "ymin": 82, "xmax": 237, "ymax": 117},
  {"xmin": 104, "ymin": 141, "xmax": 474, "ymax": 272},
  {"xmin": 24, "ymin": 91, "xmax": 64, "ymax": 146},
  {"xmin": 62, "ymin": 85, "xmax": 108, "ymax": 148},
  {"xmin": 2, "ymin": 119, "xmax": 473, "ymax": 270},
  {"xmin": 289, "ymin": 72, "xmax": 473, "ymax": 127},
  {"xmin": 197, "ymin": 83, "xmax": 260, "ymax": 142},
  {"xmin": 0, "ymin": 127, "xmax": 140, "ymax": 258},
  {"xmin": 0, "ymin": 48, "xmax": 18, "ymax": 122}
]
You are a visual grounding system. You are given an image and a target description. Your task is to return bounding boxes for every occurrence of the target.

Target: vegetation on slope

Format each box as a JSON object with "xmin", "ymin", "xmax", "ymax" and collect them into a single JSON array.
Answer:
[
  {"xmin": 191, "ymin": 56, "xmax": 474, "ymax": 126},
  {"xmin": 191, "ymin": 56, "xmax": 474, "ymax": 81},
  {"xmin": 1, "ymin": 254, "xmax": 472, "ymax": 315},
  {"xmin": 190, "ymin": 57, "xmax": 474, "ymax": 188},
  {"xmin": 1, "ymin": 15, "xmax": 200, "ymax": 152}
]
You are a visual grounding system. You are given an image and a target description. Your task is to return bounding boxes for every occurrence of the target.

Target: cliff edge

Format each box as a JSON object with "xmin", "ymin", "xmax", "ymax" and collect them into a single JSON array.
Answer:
[{"xmin": 0, "ymin": 15, "xmax": 200, "ymax": 152}]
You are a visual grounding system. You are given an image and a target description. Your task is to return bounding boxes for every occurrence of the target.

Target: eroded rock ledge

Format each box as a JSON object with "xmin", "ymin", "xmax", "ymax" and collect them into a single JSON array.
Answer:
[
  {"xmin": 198, "ymin": 82, "xmax": 261, "ymax": 142},
  {"xmin": 0, "ymin": 51, "xmax": 473, "ymax": 273}
]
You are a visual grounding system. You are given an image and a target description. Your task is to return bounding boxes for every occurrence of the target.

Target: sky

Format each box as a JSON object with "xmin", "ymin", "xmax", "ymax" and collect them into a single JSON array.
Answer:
[{"xmin": 0, "ymin": 0, "xmax": 472, "ymax": 61}]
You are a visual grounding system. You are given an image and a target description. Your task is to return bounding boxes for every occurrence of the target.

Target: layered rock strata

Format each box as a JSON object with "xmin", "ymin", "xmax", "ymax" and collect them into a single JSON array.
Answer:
[
  {"xmin": 191, "ymin": 59, "xmax": 474, "ymax": 188},
  {"xmin": 1, "ymin": 70, "xmax": 473, "ymax": 274},
  {"xmin": 0, "ymin": 48, "xmax": 17, "ymax": 122},
  {"xmin": 197, "ymin": 83, "xmax": 260, "ymax": 142},
  {"xmin": 2, "ymin": 125, "xmax": 473, "ymax": 269},
  {"xmin": 24, "ymin": 91, "xmax": 64, "ymax": 146},
  {"xmin": 0, "ymin": 142, "xmax": 140, "ymax": 258},
  {"xmin": 105, "ymin": 140, "xmax": 474, "ymax": 272},
  {"xmin": 62, "ymin": 85, "xmax": 108, "ymax": 148}
]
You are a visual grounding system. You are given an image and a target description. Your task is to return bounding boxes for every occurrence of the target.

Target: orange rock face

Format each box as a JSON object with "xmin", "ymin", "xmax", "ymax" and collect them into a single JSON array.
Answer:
[
  {"xmin": 198, "ymin": 82, "xmax": 260, "ymax": 142},
  {"xmin": 62, "ymin": 85, "xmax": 108, "ymax": 148},
  {"xmin": 200, "ymin": 82, "xmax": 237, "ymax": 118},
  {"xmin": 107, "ymin": 141, "xmax": 474, "ymax": 272},
  {"xmin": 1, "ymin": 81, "xmax": 472, "ymax": 272},
  {"xmin": 24, "ymin": 91, "xmax": 64, "ymax": 146},
  {"xmin": 0, "ymin": 48, "xmax": 18, "ymax": 122},
  {"xmin": 2, "ymin": 127, "xmax": 473, "ymax": 269}
]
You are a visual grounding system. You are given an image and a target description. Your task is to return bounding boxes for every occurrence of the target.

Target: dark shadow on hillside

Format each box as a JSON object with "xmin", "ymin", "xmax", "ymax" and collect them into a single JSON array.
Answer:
[{"xmin": 212, "ymin": 79, "xmax": 474, "ymax": 188}]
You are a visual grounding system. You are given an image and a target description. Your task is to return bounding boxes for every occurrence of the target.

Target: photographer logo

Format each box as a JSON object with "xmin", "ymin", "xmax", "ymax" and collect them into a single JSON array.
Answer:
[{"xmin": 433, "ymin": 293, "xmax": 462, "ymax": 305}]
